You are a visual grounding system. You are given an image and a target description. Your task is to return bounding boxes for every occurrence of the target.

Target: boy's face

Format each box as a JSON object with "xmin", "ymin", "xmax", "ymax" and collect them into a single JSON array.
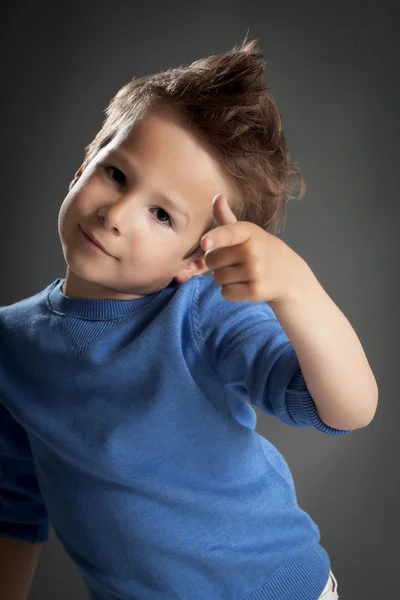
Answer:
[{"xmin": 58, "ymin": 111, "xmax": 236, "ymax": 300}]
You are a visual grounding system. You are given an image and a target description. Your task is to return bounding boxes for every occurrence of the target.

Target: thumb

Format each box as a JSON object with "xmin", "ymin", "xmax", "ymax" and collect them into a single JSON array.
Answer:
[{"xmin": 211, "ymin": 193, "xmax": 238, "ymax": 226}]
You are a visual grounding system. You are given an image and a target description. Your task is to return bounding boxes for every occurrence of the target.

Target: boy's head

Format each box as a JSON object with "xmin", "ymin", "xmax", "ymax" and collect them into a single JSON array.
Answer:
[{"xmin": 58, "ymin": 35, "xmax": 305, "ymax": 300}]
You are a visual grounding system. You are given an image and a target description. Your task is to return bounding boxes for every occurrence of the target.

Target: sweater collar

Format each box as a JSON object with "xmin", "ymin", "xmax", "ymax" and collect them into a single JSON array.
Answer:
[{"xmin": 47, "ymin": 278, "xmax": 172, "ymax": 320}]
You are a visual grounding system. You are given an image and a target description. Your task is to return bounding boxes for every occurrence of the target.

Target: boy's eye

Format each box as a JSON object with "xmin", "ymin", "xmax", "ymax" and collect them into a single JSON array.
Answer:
[
  {"xmin": 103, "ymin": 166, "xmax": 173, "ymax": 228},
  {"xmin": 151, "ymin": 207, "xmax": 173, "ymax": 228},
  {"xmin": 105, "ymin": 166, "xmax": 126, "ymax": 186}
]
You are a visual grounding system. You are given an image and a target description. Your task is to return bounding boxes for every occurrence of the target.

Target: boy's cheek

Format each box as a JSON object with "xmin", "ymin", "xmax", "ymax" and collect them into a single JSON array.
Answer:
[
  {"xmin": 59, "ymin": 192, "xmax": 89, "ymax": 240},
  {"xmin": 70, "ymin": 180, "xmax": 103, "ymax": 215}
]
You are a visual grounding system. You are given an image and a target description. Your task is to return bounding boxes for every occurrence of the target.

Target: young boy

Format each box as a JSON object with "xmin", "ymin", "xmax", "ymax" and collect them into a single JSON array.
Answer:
[{"xmin": 0, "ymin": 37, "xmax": 377, "ymax": 600}]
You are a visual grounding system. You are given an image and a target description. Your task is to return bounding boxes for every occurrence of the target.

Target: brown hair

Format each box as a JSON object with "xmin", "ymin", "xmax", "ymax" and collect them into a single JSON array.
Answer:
[{"xmin": 82, "ymin": 33, "xmax": 306, "ymax": 262}]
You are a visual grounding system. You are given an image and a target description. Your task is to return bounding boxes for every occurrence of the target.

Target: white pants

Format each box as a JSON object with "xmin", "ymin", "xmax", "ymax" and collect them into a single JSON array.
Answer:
[{"xmin": 318, "ymin": 570, "xmax": 339, "ymax": 599}]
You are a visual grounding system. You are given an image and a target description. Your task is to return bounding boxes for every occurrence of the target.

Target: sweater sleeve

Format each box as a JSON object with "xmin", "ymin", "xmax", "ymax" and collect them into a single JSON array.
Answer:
[
  {"xmin": 0, "ymin": 403, "xmax": 50, "ymax": 542},
  {"xmin": 192, "ymin": 277, "xmax": 354, "ymax": 436}
]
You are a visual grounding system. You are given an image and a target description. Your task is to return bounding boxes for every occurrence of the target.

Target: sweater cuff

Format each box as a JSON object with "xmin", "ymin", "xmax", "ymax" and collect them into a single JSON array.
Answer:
[
  {"xmin": 286, "ymin": 366, "xmax": 355, "ymax": 436},
  {"xmin": 0, "ymin": 521, "xmax": 50, "ymax": 543}
]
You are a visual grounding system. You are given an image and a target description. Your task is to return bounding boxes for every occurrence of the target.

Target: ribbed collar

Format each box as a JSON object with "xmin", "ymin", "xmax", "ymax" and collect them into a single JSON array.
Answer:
[{"xmin": 47, "ymin": 278, "xmax": 172, "ymax": 320}]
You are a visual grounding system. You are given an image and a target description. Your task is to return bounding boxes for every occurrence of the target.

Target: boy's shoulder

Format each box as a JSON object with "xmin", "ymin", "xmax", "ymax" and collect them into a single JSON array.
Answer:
[
  {"xmin": 190, "ymin": 274, "xmax": 277, "ymax": 325},
  {"xmin": 191, "ymin": 273, "xmax": 276, "ymax": 311},
  {"xmin": 0, "ymin": 279, "xmax": 58, "ymax": 332}
]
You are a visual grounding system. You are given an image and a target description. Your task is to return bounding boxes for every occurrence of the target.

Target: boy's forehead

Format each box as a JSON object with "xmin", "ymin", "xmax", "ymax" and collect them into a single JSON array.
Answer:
[{"xmin": 117, "ymin": 113, "xmax": 230, "ymax": 184}]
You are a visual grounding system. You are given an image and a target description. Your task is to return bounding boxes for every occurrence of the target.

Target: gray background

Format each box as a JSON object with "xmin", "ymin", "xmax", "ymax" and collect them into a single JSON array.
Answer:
[{"xmin": 1, "ymin": 1, "xmax": 398, "ymax": 598}]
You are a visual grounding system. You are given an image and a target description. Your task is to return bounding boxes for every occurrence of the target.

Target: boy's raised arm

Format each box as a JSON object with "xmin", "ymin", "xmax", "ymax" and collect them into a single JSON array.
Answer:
[{"xmin": 0, "ymin": 536, "xmax": 43, "ymax": 600}]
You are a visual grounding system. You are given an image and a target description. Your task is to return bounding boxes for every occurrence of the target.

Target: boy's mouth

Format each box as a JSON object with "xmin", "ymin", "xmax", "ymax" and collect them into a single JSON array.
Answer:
[{"xmin": 80, "ymin": 225, "xmax": 115, "ymax": 257}]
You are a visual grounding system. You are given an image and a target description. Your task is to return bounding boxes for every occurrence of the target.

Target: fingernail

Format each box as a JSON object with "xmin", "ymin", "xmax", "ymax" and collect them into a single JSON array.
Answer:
[{"xmin": 212, "ymin": 194, "xmax": 221, "ymax": 206}]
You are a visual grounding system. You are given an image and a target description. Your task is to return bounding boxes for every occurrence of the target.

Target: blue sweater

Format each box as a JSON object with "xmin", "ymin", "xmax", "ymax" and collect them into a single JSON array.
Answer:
[{"xmin": 0, "ymin": 276, "xmax": 353, "ymax": 600}]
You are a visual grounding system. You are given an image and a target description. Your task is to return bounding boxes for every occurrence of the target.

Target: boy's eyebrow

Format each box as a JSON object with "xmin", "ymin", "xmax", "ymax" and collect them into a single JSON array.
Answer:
[{"xmin": 108, "ymin": 150, "xmax": 191, "ymax": 225}]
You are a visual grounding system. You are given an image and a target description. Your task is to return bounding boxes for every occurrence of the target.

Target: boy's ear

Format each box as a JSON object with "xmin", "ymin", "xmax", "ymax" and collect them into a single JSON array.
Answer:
[
  {"xmin": 68, "ymin": 165, "xmax": 85, "ymax": 191},
  {"xmin": 173, "ymin": 257, "xmax": 210, "ymax": 284},
  {"xmin": 68, "ymin": 155, "xmax": 90, "ymax": 191}
]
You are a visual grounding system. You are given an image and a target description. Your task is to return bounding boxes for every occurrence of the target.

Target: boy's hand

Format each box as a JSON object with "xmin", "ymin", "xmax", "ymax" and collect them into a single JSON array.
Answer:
[{"xmin": 200, "ymin": 194, "xmax": 310, "ymax": 304}]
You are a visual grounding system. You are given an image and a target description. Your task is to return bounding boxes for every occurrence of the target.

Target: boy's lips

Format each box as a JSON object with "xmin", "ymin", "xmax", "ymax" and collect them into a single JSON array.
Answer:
[{"xmin": 80, "ymin": 225, "xmax": 115, "ymax": 257}]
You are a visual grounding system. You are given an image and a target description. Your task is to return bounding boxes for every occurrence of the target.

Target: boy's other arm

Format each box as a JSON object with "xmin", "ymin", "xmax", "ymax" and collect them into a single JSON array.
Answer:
[{"xmin": 0, "ymin": 536, "xmax": 44, "ymax": 600}]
